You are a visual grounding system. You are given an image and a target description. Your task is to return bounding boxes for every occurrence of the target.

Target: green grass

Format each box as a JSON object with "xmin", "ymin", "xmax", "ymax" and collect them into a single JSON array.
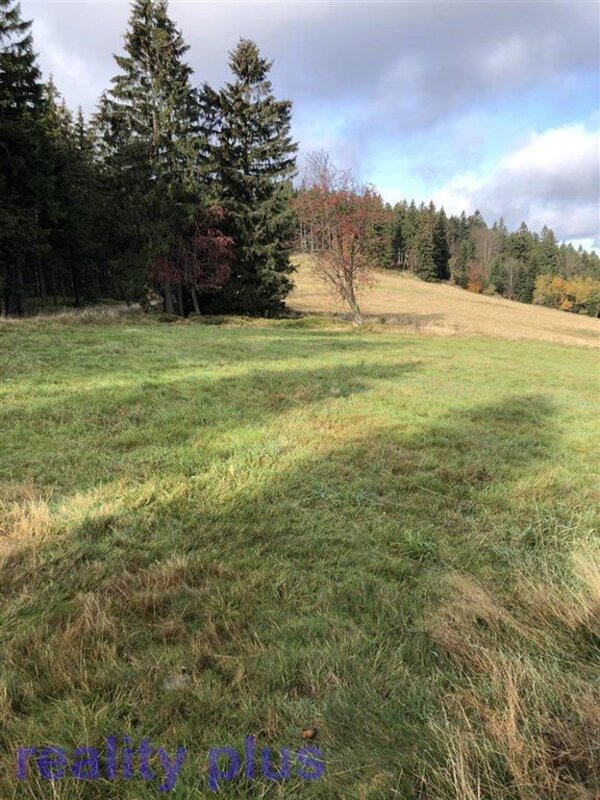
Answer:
[{"xmin": 0, "ymin": 314, "xmax": 599, "ymax": 799}]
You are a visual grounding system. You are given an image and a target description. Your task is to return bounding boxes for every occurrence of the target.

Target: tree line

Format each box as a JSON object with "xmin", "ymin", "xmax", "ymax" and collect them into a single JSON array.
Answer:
[
  {"xmin": 1, "ymin": 0, "xmax": 296, "ymax": 316},
  {"xmin": 294, "ymin": 155, "xmax": 600, "ymax": 318},
  {"xmin": 1, "ymin": 0, "xmax": 599, "ymax": 319},
  {"xmin": 393, "ymin": 203, "xmax": 600, "ymax": 315}
]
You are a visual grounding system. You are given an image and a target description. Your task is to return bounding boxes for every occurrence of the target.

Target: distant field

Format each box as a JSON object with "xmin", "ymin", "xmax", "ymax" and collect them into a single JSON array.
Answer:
[{"xmin": 290, "ymin": 253, "xmax": 600, "ymax": 347}]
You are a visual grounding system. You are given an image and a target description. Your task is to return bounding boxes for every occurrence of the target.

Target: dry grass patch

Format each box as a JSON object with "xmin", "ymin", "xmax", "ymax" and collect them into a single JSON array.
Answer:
[
  {"xmin": 425, "ymin": 545, "xmax": 600, "ymax": 800},
  {"xmin": 0, "ymin": 482, "xmax": 53, "ymax": 542},
  {"xmin": 289, "ymin": 254, "xmax": 600, "ymax": 347}
]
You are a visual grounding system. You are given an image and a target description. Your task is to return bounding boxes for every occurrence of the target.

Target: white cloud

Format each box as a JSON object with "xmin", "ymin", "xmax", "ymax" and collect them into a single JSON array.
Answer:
[{"xmin": 432, "ymin": 124, "xmax": 600, "ymax": 241}]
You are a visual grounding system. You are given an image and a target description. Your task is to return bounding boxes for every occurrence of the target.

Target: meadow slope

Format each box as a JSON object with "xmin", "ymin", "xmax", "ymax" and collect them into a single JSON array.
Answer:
[
  {"xmin": 0, "ymin": 311, "xmax": 599, "ymax": 800},
  {"xmin": 289, "ymin": 253, "xmax": 600, "ymax": 347}
]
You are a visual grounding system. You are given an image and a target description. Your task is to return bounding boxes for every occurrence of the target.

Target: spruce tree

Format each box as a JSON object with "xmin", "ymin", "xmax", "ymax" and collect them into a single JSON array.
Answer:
[
  {"xmin": 433, "ymin": 208, "xmax": 451, "ymax": 280},
  {"xmin": 0, "ymin": 0, "xmax": 45, "ymax": 314},
  {"xmin": 399, "ymin": 200, "xmax": 419, "ymax": 270},
  {"xmin": 41, "ymin": 78, "xmax": 83, "ymax": 304},
  {"xmin": 210, "ymin": 39, "xmax": 297, "ymax": 314},
  {"xmin": 454, "ymin": 237, "xmax": 475, "ymax": 288},
  {"xmin": 391, "ymin": 202, "xmax": 406, "ymax": 268},
  {"xmin": 414, "ymin": 210, "xmax": 438, "ymax": 282},
  {"xmin": 95, "ymin": 0, "xmax": 201, "ymax": 311},
  {"xmin": 537, "ymin": 225, "xmax": 558, "ymax": 273}
]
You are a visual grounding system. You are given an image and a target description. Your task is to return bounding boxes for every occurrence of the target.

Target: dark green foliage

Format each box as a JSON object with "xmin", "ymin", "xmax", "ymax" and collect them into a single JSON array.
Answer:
[
  {"xmin": 537, "ymin": 226, "xmax": 559, "ymax": 274},
  {"xmin": 514, "ymin": 260, "xmax": 538, "ymax": 303},
  {"xmin": 433, "ymin": 208, "xmax": 451, "ymax": 280},
  {"xmin": 454, "ymin": 237, "xmax": 475, "ymax": 288},
  {"xmin": 414, "ymin": 209, "xmax": 438, "ymax": 281},
  {"xmin": 206, "ymin": 39, "xmax": 298, "ymax": 314},
  {"xmin": 488, "ymin": 257, "xmax": 506, "ymax": 295},
  {"xmin": 390, "ymin": 203, "xmax": 407, "ymax": 268},
  {"xmin": 508, "ymin": 221, "xmax": 533, "ymax": 263},
  {"xmin": 0, "ymin": 0, "xmax": 45, "ymax": 314},
  {"xmin": 94, "ymin": 0, "xmax": 202, "ymax": 312},
  {"xmin": 42, "ymin": 82, "xmax": 103, "ymax": 306}
]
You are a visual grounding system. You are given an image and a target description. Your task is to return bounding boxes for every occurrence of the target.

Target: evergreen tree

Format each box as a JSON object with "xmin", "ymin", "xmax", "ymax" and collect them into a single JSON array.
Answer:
[
  {"xmin": 453, "ymin": 236, "xmax": 475, "ymax": 288},
  {"xmin": 508, "ymin": 221, "xmax": 533, "ymax": 264},
  {"xmin": 391, "ymin": 202, "xmax": 406, "ymax": 268},
  {"xmin": 41, "ymin": 78, "xmax": 84, "ymax": 305},
  {"xmin": 72, "ymin": 108, "xmax": 103, "ymax": 299},
  {"xmin": 506, "ymin": 221, "xmax": 536, "ymax": 302},
  {"xmin": 433, "ymin": 208, "xmax": 451, "ymax": 280},
  {"xmin": 488, "ymin": 258, "xmax": 505, "ymax": 295},
  {"xmin": 95, "ymin": 0, "xmax": 201, "ymax": 312},
  {"xmin": 401, "ymin": 200, "xmax": 419, "ymax": 269},
  {"xmin": 515, "ymin": 261, "xmax": 538, "ymax": 303},
  {"xmin": 0, "ymin": 0, "xmax": 45, "ymax": 314},
  {"xmin": 209, "ymin": 38, "xmax": 297, "ymax": 314},
  {"xmin": 536, "ymin": 225, "xmax": 559, "ymax": 273},
  {"xmin": 469, "ymin": 209, "xmax": 486, "ymax": 230},
  {"xmin": 414, "ymin": 210, "xmax": 437, "ymax": 281},
  {"xmin": 495, "ymin": 218, "xmax": 509, "ymax": 260}
]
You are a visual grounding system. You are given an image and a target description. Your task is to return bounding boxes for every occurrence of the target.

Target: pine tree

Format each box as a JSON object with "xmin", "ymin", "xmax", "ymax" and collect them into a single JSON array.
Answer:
[
  {"xmin": 95, "ymin": 0, "xmax": 201, "ymax": 312},
  {"xmin": 209, "ymin": 39, "xmax": 297, "ymax": 314},
  {"xmin": 0, "ymin": 0, "xmax": 45, "ymax": 314},
  {"xmin": 41, "ymin": 78, "xmax": 76, "ymax": 304},
  {"xmin": 391, "ymin": 202, "xmax": 406, "ymax": 268},
  {"xmin": 495, "ymin": 218, "xmax": 509, "ymax": 260},
  {"xmin": 469, "ymin": 209, "xmax": 486, "ymax": 230},
  {"xmin": 508, "ymin": 221, "xmax": 533, "ymax": 263},
  {"xmin": 433, "ymin": 208, "xmax": 451, "ymax": 279},
  {"xmin": 454, "ymin": 237, "xmax": 475, "ymax": 288},
  {"xmin": 400, "ymin": 200, "xmax": 419, "ymax": 270},
  {"xmin": 414, "ymin": 210, "xmax": 438, "ymax": 282},
  {"xmin": 537, "ymin": 226, "xmax": 559, "ymax": 273},
  {"xmin": 67, "ymin": 106, "xmax": 101, "ymax": 301}
]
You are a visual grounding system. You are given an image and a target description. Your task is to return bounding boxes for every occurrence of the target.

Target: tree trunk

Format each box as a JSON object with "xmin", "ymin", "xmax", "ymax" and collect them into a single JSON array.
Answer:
[
  {"xmin": 71, "ymin": 250, "xmax": 81, "ymax": 307},
  {"xmin": 14, "ymin": 262, "xmax": 27, "ymax": 316},
  {"xmin": 38, "ymin": 258, "xmax": 47, "ymax": 300},
  {"xmin": 346, "ymin": 284, "xmax": 363, "ymax": 326},
  {"xmin": 176, "ymin": 283, "xmax": 184, "ymax": 317},
  {"xmin": 51, "ymin": 264, "xmax": 57, "ymax": 306},
  {"xmin": 164, "ymin": 282, "xmax": 174, "ymax": 314},
  {"xmin": 191, "ymin": 286, "xmax": 200, "ymax": 314}
]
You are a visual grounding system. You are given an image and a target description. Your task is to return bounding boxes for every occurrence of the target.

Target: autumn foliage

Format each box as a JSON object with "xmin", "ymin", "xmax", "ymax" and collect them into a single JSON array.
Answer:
[
  {"xmin": 149, "ymin": 206, "xmax": 234, "ymax": 312},
  {"xmin": 533, "ymin": 274, "xmax": 600, "ymax": 316},
  {"xmin": 294, "ymin": 153, "xmax": 389, "ymax": 324},
  {"xmin": 467, "ymin": 262, "xmax": 487, "ymax": 293}
]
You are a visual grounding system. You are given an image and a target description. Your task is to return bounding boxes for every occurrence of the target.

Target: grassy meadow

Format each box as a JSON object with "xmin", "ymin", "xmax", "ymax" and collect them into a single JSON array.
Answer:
[{"xmin": 0, "ymin": 298, "xmax": 599, "ymax": 798}]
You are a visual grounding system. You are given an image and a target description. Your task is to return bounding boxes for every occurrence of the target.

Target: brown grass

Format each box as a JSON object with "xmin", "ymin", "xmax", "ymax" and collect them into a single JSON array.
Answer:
[
  {"xmin": 424, "ymin": 544, "xmax": 600, "ymax": 800},
  {"xmin": 289, "ymin": 254, "xmax": 600, "ymax": 347}
]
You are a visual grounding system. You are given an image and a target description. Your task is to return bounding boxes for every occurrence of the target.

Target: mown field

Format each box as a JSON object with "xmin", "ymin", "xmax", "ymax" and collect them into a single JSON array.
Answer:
[{"xmin": 0, "ymin": 303, "xmax": 599, "ymax": 799}]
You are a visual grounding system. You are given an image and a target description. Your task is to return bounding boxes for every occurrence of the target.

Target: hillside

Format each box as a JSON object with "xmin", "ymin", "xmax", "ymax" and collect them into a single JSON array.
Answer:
[{"xmin": 289, "ymin": 254, "xmax": 600, "ymax": 348}]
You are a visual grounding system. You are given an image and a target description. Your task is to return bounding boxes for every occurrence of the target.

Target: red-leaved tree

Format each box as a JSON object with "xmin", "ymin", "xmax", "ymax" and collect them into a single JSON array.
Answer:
[
  {"xmin": 149, "ymin": 206, "xmax": 234, "ymax": 315},
  {"xmin": 179, "ymin": 206, "xmax": 234, "ymax": 314},
  {"xmin": 294, "ymin": 153, "xmax": 388, "ymax": 325}
]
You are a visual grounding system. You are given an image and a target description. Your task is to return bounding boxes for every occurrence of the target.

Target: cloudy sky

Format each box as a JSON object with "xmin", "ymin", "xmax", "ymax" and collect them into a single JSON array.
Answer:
[{"xmin": 22, "ymin": 0, "xmax": 600, "ymax": 248}]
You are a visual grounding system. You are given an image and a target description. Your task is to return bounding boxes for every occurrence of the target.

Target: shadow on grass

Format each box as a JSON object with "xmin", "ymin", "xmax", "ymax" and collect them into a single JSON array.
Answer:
[
  {"xmin": 1, "ymin": 358, "xmax": 421, "ymax": 490},
  {"xmin": 0, "ymin": 394, "xmax": 563, "ymax": 800}
]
